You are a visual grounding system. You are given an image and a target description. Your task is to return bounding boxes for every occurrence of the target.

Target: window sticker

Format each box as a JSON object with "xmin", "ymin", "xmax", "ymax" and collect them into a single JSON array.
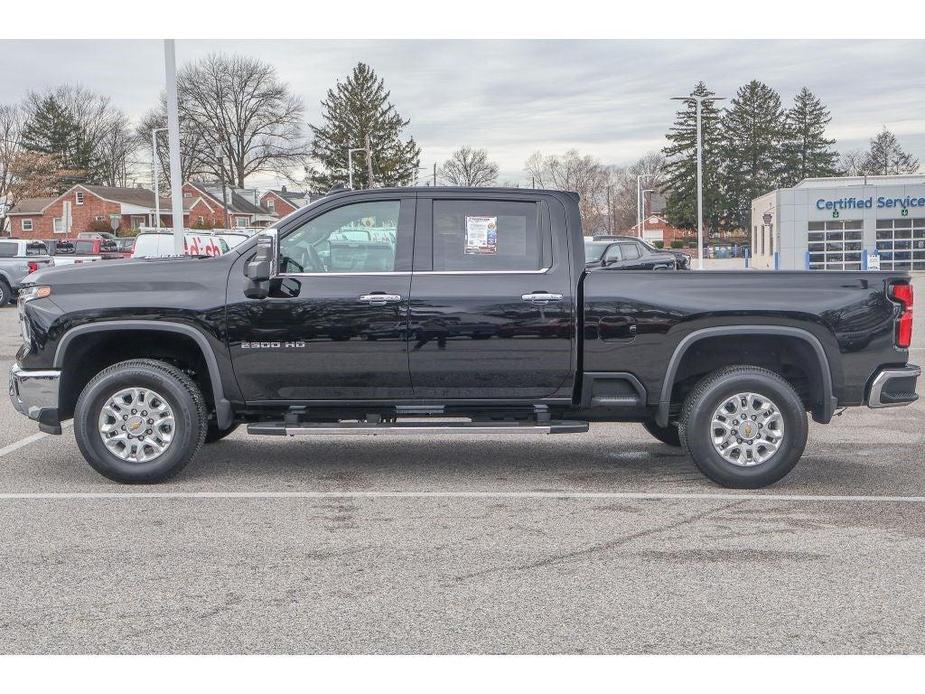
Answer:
[{"xmin": 465, "ymin": 216, "xmax": 498, "ymax": 255}]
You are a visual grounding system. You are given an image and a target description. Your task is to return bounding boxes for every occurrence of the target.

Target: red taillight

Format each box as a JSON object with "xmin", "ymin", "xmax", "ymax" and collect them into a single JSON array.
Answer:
[
  {"xmin": 890, "ymin": 282, "xmax": 913, "ymax": 349},
  {"xmin": 27, "ymin": 261, "xmax": 38, "ymax": 274}
]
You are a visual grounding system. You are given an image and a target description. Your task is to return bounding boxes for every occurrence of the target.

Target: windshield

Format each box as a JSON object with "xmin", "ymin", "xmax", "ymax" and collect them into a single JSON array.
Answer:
[{"xmin": 584, "ymin": 241, "xmax": 610, "ymax": 262}]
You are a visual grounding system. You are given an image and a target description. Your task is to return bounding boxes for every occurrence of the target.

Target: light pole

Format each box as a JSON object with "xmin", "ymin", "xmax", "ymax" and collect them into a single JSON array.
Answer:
[
  {"xmin": 641, "ymin": 188, "xmax": 655, "ymax": 241},
  {"xmin": 164, "ymin": 39, "xmax": 185, "ymax": 255},
  {"xmin": 347, "ymin": 147, "xmax": 367, "ymax": 189},
  {"xmin": 151, "ymin": 127, "xmax": 167, "ymax": 229},
  {"xmin": 671, "ymin": 94, "xmax": 725, "ymax": 270},
  {"xmin": 636, "ymin": 173, "xmax": 656, "ymax": 237},
  {"xmin": 214, "ymin": 146, "xmax": 229, "ymax": 229}
]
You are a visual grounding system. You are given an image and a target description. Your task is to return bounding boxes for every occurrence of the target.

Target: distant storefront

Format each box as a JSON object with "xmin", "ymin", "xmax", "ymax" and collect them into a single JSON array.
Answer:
[{"xmin": 751, "ymin": 175, "xmax": 925, "ymax": 271}]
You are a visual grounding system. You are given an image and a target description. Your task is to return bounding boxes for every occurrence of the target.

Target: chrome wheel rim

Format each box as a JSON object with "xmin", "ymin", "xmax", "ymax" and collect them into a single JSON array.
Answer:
[
  {"xmin": 710, "ymin": 391, "xmax": 784, "ymax": 466},
  {"xmin": 98, "ymin": 387, "xmax": 176, "ymax": 463}
]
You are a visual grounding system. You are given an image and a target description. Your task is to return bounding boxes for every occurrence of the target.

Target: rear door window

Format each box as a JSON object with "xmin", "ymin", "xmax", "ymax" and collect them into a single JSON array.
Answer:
[
  {"xmin": 432, "ymin": 200, "xmax": 544, "ymax": 271},
  {"xmin": 619, "ymin": 243, "xmax": 640, "ymax": 260}
]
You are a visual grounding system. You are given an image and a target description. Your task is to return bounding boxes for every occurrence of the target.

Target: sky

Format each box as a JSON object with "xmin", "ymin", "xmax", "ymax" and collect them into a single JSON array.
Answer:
[{"xmin": 1, "ymin": 39, "xmax": 923, "ymax": 190}]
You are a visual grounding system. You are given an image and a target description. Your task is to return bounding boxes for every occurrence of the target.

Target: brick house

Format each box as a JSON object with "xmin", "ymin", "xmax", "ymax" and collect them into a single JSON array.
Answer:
[
  {"xmin": 625, "ymin": 214, "xmax": 694, "ymax": 247},
  {"xmin": 183, "ymin": 182, "xmax": 272, "ymax": 229},
  {"xmin": 259, "ymin": 186, "xmax": 311, "ymax": 219},
  {"xmin": 5, "ymin": 183, "xmax": 266, "ymax": 239}
]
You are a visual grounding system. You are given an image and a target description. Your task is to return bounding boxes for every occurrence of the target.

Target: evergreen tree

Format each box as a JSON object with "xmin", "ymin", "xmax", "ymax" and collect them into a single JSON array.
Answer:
[
  {"xmin": 308, "ymin": 63, "xmax": 421, "ymax": 191},
  {"xmin": 20, "ymin": 94, "xmax": 95, "ymax": 190},
  {"xmin": 861, "ymin": 128, "xmax": 919, "ymax": 175},
  {"xmin": 720, "ymin": 80, "xmax": 786, "ymax": 230},
  {"xmin": 780, "ymin": 87, "xmax": 839, "ymax": 186},
  {"xmin": 661, "ymin": 81, "xmax": 725, "ymax": 235}
]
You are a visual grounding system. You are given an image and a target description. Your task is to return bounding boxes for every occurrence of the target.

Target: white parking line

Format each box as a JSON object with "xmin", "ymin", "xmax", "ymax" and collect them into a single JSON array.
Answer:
[
  {"xmin": 1, "ymin": 491, "xmax": 925, "ymax": 502},
  {"xmin": 0, "ymin": 421, "xmax": 72, "ymax": 459}
]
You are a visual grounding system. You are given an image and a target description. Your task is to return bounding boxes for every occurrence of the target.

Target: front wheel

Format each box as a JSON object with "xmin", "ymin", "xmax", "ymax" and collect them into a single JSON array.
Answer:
[
  {"xmin": 0, "ymin": 279, "xmax": 11, "ymax": 306},
  {"xmin": 678, "ymin": 366, "xmax": 808, "ymax": 489},
  {"xmin": 74, "ymin": 359, "xmax": 207, "ymax": 483}
]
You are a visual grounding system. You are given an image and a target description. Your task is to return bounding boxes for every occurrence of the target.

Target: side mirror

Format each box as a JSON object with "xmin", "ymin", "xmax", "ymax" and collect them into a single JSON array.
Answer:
[{"xmin": 244, "ymin": 230, "xmax": 277, "ymax": 300}]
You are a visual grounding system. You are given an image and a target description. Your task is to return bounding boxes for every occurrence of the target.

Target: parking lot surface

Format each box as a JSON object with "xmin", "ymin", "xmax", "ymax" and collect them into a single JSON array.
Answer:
[{"xmin": 0, "ymin": 275, "xmax": 923, "ymax": 654}]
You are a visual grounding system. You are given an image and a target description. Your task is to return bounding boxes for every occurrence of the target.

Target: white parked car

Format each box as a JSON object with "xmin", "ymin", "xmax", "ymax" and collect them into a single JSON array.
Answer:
[{"xmin": 131, "ymin": 231, "xmax": 229, "ymax": 259}]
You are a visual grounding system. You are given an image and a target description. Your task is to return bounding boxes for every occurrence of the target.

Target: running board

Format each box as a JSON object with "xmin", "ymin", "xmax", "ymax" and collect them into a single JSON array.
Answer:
[{"xmin": 247, "ymin": 420, "xmax": 589, "ymax": 437}]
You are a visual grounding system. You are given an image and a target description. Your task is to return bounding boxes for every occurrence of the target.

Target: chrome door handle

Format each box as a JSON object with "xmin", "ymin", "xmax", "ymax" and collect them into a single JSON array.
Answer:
[
  {"xmin": 522, "ymin": 293, "xmax": 563, "ymax": 305},
  {"xmin": 359, "ymin": 293, "xmax": 402, "ymax": 306}
]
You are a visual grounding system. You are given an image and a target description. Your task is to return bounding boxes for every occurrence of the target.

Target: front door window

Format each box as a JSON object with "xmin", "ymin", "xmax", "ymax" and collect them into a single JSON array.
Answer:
[{"xmin": 279, "ymin": 200, "xmax": 400, "ymax": 274}]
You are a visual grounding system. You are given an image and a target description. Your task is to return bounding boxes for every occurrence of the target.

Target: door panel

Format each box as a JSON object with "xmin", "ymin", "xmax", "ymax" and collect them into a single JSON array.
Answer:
[
  {"xmin": 226, "ymin": 196, "xmax": 415, "ymax": 401},
  {"xmin": 408, "ymin": 196, "xmax": 575, "ymax": 400}
]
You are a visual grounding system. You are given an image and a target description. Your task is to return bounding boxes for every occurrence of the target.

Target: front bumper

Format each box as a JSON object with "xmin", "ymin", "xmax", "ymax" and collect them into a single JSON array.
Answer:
[
  {"xmin": 9, "ymin": 364, "xmax": 62, "ymax": 433},
  {"xmin": 868, "ymin": 365, "xmax": 920, "ymax": 408}
]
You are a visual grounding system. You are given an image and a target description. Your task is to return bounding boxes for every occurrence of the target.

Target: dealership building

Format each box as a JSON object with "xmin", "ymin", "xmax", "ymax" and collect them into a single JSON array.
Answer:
[{"xmin": 750, "ymin": 175, "xmax": 925, "ymax": 271}]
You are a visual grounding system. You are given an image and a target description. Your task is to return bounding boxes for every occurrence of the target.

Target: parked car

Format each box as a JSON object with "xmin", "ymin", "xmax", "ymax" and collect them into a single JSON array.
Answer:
[
  {"xmin": 131, "ymin": 231, "xmax": 229, "ymax": 258},
  {"xmin": 584, "ymin": 238, "xmax": 676, "ymax": 270},
  {"xmin": 41, "ymin": 238, "xmax": 117, "ymax": 267},
  {"xmin": 0, "ymin": 238, "xmax": 53, "ymax": 304},
  {"xmin": 212, "ymin": 232, "xmax": 250, "ymax": 250},
  {"xmin": 593, "ymin": 234, "xmax": 692, "ymax": 270},
  {"xmin": 10, "ymin": 187, "xmax": 918, "ymax": 489},
  {"xmin": 77, "ymin": 231, "xmax": 118, "ymax": 241},
  {"xmin": 112, "ymin": 237, "xmax": 136, "ymax": 257}
]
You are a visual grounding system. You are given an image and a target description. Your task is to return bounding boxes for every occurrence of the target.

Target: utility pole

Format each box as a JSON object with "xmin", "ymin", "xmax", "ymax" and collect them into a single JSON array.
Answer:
[
  {"xmin": 364, "ymin": 133, "xmax": 374, "ymax": 188},
  {"xmin": 164, "ymin": 39, "xmax": 184, "ymax": 255},
  {"xmin": 433, "ymin": 162, "xmax": 437, "ymax": 187},
  {"xmin": 671, "ymin": 93, "xmax": 725, "ymax": 270},
  {"xmin": 641, "ymin": 188, "xmax": 654, "ymax": 241},
  {"xmin": 606, "ymin": 186, "xmax": 612, "ymax": 234},
  {"xmin": 151, "ymin": 127, "xmax": 167, "ymax": 229},
  {"xmin": 347, "ymin": 146, "xmax": 367, "ymax": 189},
  {"xmin": 636, "ymin": 173, "xmax": 656, "ymax": 238},
  {"xmin": 215, "ymin": 147, "xmax": 229, "ymax": 229}
]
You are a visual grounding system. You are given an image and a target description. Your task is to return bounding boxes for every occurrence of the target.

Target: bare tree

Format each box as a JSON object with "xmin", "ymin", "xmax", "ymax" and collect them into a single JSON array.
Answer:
[
  {"xmin": 0, "ymin": 104, "xmax": 23, "ymax": 227},
  {"xmin": 439, "ymin": 147, "xmax": 499, "ymax": 186},
  {"xmin": 97, "ymin": 111, "xmax": 139, "ymax": 187},
  {"xmin": 21, "ymin": 85, "xmax": 138, "ymax": 188},
  {"xmin": 177, "ymin": 53, "xmax": 308, "ymax": 187},
  {"xmin": 839, "ymin": 149, "xmax": 866, "ymax": 176},
  {"xmin": 525, "ymin": 149, "xmax": 610, "ymax": 232},
  {"xmin": 137, "ymin": 105, "xmax": 213, "ymax": 193}
]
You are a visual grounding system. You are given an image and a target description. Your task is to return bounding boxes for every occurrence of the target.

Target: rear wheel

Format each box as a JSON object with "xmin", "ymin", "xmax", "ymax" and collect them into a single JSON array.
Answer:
[
  {"xmin": 0, "ymin": 279, "xmax": 11, "ymax": 305},
  {"xmin": 74, "ymin": 359, "xmax": 207, "ymax": 483},
  {"xmin": 678, "ymin": 366, "xmax": 807, "ymax": 489},
  {"xmin": 641, "ymin": 418, "xmax": 681, "ymax": 447}
]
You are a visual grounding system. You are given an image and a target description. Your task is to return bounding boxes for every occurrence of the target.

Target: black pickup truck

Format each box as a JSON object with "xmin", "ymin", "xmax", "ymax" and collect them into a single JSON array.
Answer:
[{"xmin": 10, "ymin": 187, "xmax": 919, "ymax": 488}]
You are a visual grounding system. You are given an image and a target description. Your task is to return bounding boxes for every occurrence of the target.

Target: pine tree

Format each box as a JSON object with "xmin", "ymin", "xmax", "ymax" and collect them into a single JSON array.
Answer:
[
  {"xmin": 780, "ymin": 87, "xmax": 839, "ymax": 186},
  {"xmin": 861, "ymin": 128, "xmax": 919, "ymax": 175},
  {"xmin": 661, "ymin": 82, "xmax": 725, "ymax": 235},
  {"xmin": 308, "ymin": 63, "xmax": 421, "ymax": 191},
  {"xmin": 720, "ymin": 80, "xmax": 786, "ymax": 230},
  {"xmin": 20, "ymin": 94, "xmax": 95, "ymax": 190}
]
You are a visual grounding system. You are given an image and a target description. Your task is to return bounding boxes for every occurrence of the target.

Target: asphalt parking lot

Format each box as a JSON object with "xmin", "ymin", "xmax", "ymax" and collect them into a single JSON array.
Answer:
[{"xmin": 0, "ymin": 276, "xmax": 923, "ymax": 654}]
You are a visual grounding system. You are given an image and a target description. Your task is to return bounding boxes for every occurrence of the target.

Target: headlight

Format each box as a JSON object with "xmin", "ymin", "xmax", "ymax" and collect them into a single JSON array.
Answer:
[
  {"xmin": 17, "ymin": 285, "xmax": 50, "ymax": 348},
  {"xmin": 18, "ymin": 285, "xmax": 52, "ymax": 302}
]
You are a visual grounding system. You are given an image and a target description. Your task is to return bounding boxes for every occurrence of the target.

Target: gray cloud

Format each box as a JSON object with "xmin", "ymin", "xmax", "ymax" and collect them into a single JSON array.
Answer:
[{"xmin": 1, "ymin": 39, "xmax": 922, "ymax": 187}]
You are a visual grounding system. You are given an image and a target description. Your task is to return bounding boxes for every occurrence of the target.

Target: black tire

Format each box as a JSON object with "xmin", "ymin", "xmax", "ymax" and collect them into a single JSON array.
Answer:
[
  {"xmin": 678, "ymin": 365, "xmax": 808, "ymax": 489},
  {"xmin": 204, "ymin": 422, "xmax": 239, "ymax": 443},
  {"xmin": 641, "ymin": 418, "xmax": 681, "ymax": 447},
  {"xmin": 74, "ymin": 359, "xmax": 207, "ymax": 483},
  {"xmin": 0, "ymin": 279, "xmax": 11, "ymax": 306}
]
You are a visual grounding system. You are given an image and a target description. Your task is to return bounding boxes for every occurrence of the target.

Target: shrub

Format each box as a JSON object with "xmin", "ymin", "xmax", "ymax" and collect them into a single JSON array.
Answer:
[
  {"xmin": 85, "ymin": 218, "xmax": 115, "ymax": 233},
  {"xmin": 670, "ymin": 240, "xmax": 684, "ymax": 249},
  {"xmin": 652, "ymin": 240, "xmax": 664, "ymax": 249}
]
